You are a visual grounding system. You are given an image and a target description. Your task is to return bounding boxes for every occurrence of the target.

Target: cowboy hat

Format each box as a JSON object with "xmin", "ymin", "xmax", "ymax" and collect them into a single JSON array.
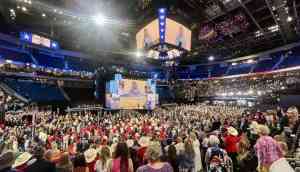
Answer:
[
  {"xmin": 227, "ymin": 127, "xmax": 238, "ymax": 136},
  {"xmin": 13, "ymin": 152, "xmax": 32, "ymax": 168},
  {"xmin": 84, "ymin": 148, "xmax": 97, "ymax": 163},
  {"xmin": 0, "ymin": 151, "xmax": 16, "ymax": 170}
]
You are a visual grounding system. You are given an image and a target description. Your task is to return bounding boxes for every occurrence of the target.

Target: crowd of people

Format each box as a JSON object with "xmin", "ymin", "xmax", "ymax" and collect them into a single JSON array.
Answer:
[
  {"xmin": 0, "ymin": 104, "xmax": 298, "ymax": 172},
  {"xmin": 174, "ymin": 69, "xmax": 300, "ymax": 102}
]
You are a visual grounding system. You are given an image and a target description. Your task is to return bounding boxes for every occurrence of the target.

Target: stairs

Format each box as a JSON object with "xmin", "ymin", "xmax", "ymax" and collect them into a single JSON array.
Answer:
[{"xmin": 0, "ymin": 82, "xmax": 29, "ymax": 103}]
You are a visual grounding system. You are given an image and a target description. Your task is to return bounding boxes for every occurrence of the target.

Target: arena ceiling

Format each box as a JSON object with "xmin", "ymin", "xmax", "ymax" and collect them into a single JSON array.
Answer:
[{"xmin": 0, "ymin": 0, "xmax": 299, "ymax": 65}]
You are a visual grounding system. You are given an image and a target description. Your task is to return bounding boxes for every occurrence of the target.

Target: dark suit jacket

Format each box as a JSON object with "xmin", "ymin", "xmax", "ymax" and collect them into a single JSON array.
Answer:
[{"xmin": 25, "ymin": 159, "xmax": 56, "ymax": 172}]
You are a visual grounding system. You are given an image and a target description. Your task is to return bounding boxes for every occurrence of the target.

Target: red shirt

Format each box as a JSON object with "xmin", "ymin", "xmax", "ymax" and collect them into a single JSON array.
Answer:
[
  {"xmin": 224, "ymin": 135, "xmax": 240, "ymax": 153},
  {"xmin": 137, "ymin": 147, "xmax": 147, "ymax": 162}
]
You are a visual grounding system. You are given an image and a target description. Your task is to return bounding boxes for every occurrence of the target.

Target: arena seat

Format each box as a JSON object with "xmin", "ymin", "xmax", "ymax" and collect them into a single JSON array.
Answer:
[
  {"xmin": 277, "ymin": 54, "xmax": 300, "ymax": 69},
  {"xmin": 0, "ymin": 47, "xmax": 32, "ymax": 64},
  {"xmin": 210, "ymin": 64, "xmax": 228, "ymax": 77},
  {"xmin": 227, "ymin": 64, "xmax": 253, "ymax": 75},
  {"xmin": 65, "ymin": 57, "xmax": 97, "ymax": 72},
  {"xmin": 3, "ymin": 79, "xmax": 66, "ymax": 102},
  {"xmin": 33, "ymin": 52, "xmax": 65, "ymax": 69},
  {"xmin": 191, "ymin": 66, "xmax": 209, "ymax": 79}
]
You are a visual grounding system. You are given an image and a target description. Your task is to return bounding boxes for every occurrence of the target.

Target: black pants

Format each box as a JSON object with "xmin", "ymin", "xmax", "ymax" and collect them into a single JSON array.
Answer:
[{"xmin": 228, "ymin": 152, "xmax": 238, "ymax": 172}]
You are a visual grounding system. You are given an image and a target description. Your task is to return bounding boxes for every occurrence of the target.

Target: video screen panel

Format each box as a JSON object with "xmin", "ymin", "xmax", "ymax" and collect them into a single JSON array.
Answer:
[
  {"xmin": 32, "ymin": 34, "xmax": 51, "ymax": 48},
  {"xmin": 165, "ymin": 18, "xmax": 192, "ymax": 51},
  {"xmin": 136, "ymin": 19, "xmax": 160, "ymax": 49},
  {"xmin": 106, "ymin": 76, "xmax": 158, "ymax": 110}
]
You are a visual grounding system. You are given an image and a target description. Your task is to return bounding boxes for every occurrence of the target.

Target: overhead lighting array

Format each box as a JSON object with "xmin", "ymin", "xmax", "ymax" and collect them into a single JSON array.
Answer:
[
  {"xmin": 268, "ymin": 25, "xmax": 280, "ymax": 32},
  {"xmin": 208, "ymin": 56, "xmax": 215, "ymax": 61},
  {"xmin": 158, "ymin": 8, "xmax": 167, "ymax": 44}
]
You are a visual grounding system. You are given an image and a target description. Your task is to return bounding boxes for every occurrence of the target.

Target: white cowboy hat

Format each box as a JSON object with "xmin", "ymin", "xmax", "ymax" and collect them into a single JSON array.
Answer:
[
  {"xmin": 249, "ymin": 121, "xmax": 259, "ymax": 134},
  {"xmin": 227, "ymin": 127, "xmax": 238, "ymax": 136},
  {"xmin": 84, "ymin": 149, "xmax": 97, "ymax": 163},
  {"xmin": 13, "ymin": 152, "xmax": 32, "ymax": 168}
]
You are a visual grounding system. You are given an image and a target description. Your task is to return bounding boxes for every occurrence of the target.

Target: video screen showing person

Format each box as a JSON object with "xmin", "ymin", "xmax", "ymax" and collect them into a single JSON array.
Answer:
[
  {"xmin": 136, "ymin": 19, "xmax": 160, "ymax": 49},
  {"xmin": 165, "ymin": 18, "xmax": 192, "ymax": 51},
  {"xmin": 105, "ymin": 75, "xmax": 158, "ymax": 110}
]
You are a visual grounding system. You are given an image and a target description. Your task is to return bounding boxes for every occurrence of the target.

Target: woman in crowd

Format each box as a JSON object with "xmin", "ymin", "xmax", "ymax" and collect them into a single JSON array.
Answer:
[
  {"xmin": 178, "ymin": 139, "xmax": 195, "ymax": 172},
  {"xmin": 205, "ymin": 135, "xmax": 228, "ymax": 172},
  {"xmin": 56, "ymin": 152, "xmax": 73, "ymax": 172},
  {"xmin": 166, "ymin": 145, "xmax": 179, "ymax": 172},
  {"xmin": 73, "ymin": 154, "xmax": 89, "ymax": 172},
  {"xmin": 136, "ymin": 142, "xmax": 173, "ymax": 172},
  {"xmin": 190, "ymin": 132, "xmax": 202, "ymax": 172},
  {"xmin": 254, "ymin": 125, "xmax": 283, "ymax": 172},
  {"xmin": 237, "ymin": 135, "xmax": 258, "ymax": 172},
  {"xmin": 108, "ymin": 142, "xmax": 133, "ymax": 172},
  {"xmin": 95, "ymin": 146, "xmax": 111, "ymax": 172}
]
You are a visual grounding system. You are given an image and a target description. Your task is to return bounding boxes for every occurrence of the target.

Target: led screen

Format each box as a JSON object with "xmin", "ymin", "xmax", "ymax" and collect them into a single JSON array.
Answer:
[
  {"xmin": 106, "ymin": 75, "xmax": 158, "ymax": 110},
  {"xmin": 165, "ymin": 18, "xmax": 192, "ymax": 51},
  {"xmin": 136, "ymin": 19, "xmax": 160, "ymax": 49},
  {"xmin": 136, "ymin": 18, "xmax": 191, "ymax": 51},
  {"xmin": 32, "ymin": 34, "xmax": 51, "ymax": 48}
]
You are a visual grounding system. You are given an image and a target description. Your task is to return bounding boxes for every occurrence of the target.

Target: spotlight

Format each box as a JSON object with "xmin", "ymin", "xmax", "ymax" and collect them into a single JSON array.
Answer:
[
  {"xmin": 287, "ymin": 16, "xmax": 293, "ymax": 22},
  {"xmin": 135, "ymin": 51, "xmax": 142, "ymax": 58},
  {"xmin": 257, "ymin": 91, "xmax": 262, "ymax": 96},
  {"xmin": 42, "ymin": 13, "xmax": 46, "ymax": 17},
  {"xmin": 52, "ymin": 42, "xmax": 57, "ymax": 48},
  {"xmin": 159, "ymin": 8, "xmax": 165, "ymax": 13},
  {"xmin": 160, "ymin": 36, "xmax": 164, "ymax": 39},
  {"xmin": 5, "ymin": 60, "xmax": 13, "ymax": 64},
  {"xmin": 160, "ymin": 22, "xmax": 165, "ymax": 26},
  {"xmin": 160, "ymin": 15, "xmax": 165, "ymax": 20},
  {"xmin": 221, "ymin": 93, "xmax": 227, "ymax": 97},
  {"xmin": 246, "ymin": 59, "xmax": 254, "ymax": 64},
  {"xmin": 93, "ymin": 14, "xmax": 106, "ymax": 25},
  {"xmin": 160, "ymin": 29, "xmax": 164, "ymax": 32},
  {"xmin": 232, "ymin": 62, "xmax": 237, "ymax": 66},
  {"xmin": 208, "ymin": 56, "xmax": 214, "ymax": 61},
  {"xmin": 21, "ymin": 6, "xmax": 27, "ymax": 12}
]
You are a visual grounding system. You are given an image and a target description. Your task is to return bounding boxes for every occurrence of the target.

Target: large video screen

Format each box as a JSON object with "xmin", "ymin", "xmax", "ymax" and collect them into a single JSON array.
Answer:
[
  {"xmin": 165, "ymin": 18, "xmax": 192, "ymax": 51},
  {"xmin": 136, "ymin": 18, "xmax": 192, "ymax": 51},
  {"xmin": 105, "ymin": 75, "xmax": 158, "ymax": 110},
  {"xmin": 136, "ymin": 19, "xmax": 160, "ymax": 49}
]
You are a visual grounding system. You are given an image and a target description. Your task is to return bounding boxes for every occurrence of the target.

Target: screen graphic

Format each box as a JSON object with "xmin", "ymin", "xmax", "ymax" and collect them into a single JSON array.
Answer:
[
  {"xmin": 136, "ymin": 19, "xmax": 160, "ymax": 49},
  {"xmin": 136, "ymin": 18, "xmax": 192, "ymax": 52},
  {"xmin": 165, "ymin": 18, "xmax": 192, "ymax": 51},
  {"xmin": 106, "ymin": 75, "xmax": 158, "ymax": 110}
]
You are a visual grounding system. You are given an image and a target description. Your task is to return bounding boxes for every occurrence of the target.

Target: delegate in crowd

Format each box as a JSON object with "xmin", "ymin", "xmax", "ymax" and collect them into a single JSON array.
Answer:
[{"xmin": 0, "ymin": 104, "xmax": 298, "ymax": 172}]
